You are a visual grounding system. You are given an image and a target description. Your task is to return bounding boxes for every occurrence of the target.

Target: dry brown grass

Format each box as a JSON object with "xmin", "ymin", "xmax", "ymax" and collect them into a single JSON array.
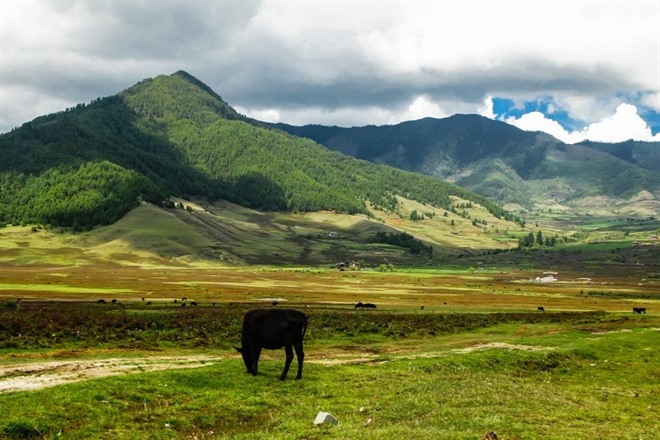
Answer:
[{"xmin": 1, "ymin": 262, "xmax": 656, "ymax": 313}]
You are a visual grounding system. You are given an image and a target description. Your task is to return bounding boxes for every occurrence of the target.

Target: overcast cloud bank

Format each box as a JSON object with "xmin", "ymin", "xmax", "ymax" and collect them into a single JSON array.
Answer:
[{"xmin": 1, "ymin": 1, "xmax": 658, "ymax": 143}]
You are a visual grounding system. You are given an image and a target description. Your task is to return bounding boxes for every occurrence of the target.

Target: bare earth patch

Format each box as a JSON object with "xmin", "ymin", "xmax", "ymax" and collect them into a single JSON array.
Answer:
[
  {"xmin": 0, "ymin": 343, "xmax": 553, "ymax": 394},
  {"xmin": 450, "ymin": 342, "xmax": 552, "ymax": 353},
  {"xmin": 0, "ymin": 355, "xmax": 219, "ymax": 394}
]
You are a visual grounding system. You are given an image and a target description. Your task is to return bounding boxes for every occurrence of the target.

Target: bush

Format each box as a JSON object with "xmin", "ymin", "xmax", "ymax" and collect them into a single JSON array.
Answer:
[{"xmin": 2, "ymin": 420, "xmax": 43, "ymax": 439}]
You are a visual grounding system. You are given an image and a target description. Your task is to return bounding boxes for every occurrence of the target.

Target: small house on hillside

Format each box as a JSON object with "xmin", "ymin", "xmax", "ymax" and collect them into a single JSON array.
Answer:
[{"xmin": 336, "ymin": 261, "xmax": 359, "ymax": 271}]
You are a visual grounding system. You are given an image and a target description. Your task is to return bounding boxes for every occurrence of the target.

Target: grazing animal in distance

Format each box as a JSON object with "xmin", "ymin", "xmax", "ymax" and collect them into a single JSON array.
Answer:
[
  {"xmin": 537, "ymin": 306, "xmax": 545, "ymax": 311},
  {"xmin": 632, "ymin": 307, "xmax": 646, "ymax": 314},
  {"xmin": 355, "ymin": 302, "xmax": 377, "ymax": 309},
  {"xmin": 234, "ymin": 309, "xmax": 307, "ymax": 380},
  {"xmin": 98, "ymin": 299, "xmax": 106, "ymax": 304}
]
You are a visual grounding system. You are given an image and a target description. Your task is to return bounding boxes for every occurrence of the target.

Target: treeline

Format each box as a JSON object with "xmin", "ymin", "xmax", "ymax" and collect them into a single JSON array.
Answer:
[{"xmin": 371, "ymin": 231, "xmax": 433, "ymax": 257}]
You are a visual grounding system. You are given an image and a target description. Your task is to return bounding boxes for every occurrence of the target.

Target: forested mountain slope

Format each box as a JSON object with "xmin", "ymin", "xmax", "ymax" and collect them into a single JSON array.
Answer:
[
  {"xmin": 275, "ymin": 117, "xmax": 660, "ymax": 212},
  {"xmin": 0, "ymin": 71, "xmax": 518, "ymax": 229}
]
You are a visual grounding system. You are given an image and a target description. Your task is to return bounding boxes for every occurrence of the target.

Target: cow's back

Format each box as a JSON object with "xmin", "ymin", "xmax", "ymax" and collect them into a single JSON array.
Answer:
[{"xmin": 243, "ymin": 309, "xmax": 307, "ymax": 349}]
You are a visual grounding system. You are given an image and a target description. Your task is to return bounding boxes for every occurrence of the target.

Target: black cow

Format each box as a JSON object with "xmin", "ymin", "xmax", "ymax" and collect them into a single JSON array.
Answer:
[
  {"xmin": 633, "ymin": 307, "xmax": 647, "ymax": 314},
  {"xmin": 234, "ymin": 309, "xmax": 307, "ymax": 380},
  {"xmin": 355, "ymin": 302, "xmax": 377, "ymax": 309},
  {"xmin": 537, "ymin": 306, "xmax": 545, "ymax": 312}
]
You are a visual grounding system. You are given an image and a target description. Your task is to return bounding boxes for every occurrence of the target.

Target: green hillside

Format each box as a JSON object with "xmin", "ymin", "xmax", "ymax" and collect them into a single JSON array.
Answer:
[
  {"xmin": 275, "ymin": 117, "xmax": 660, "ymax": 213},
  {"xmin": 0, "ymin": 71, "xmax": 519, "ymax": 230}
]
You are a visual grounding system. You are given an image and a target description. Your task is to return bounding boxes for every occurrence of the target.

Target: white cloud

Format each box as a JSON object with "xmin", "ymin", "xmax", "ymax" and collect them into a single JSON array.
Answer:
[
  {"xmin": 393, "ymin": 96, "xmax": 447, "ymax": 123},
  {"xmin": 641, "ymin": 92, "xmax": 660, "ymax": 112},
  {"xmin": 1, "ymin": 1, "xmax": 659, "ymax": 133},
  {"xmin": 478, "ymin": 97, "xmax": 496, "ymax": 120},
  {"xmin": 505, "ymin": 112, "xmax": 571, "ymax": 142},
  {"xmin": 573, "ymin": 103, "xmax": 660, "ymax": 143},
  {"xmin": 236, "ymin": 104, "xmax": 398, "ymax": 128},
  {"xmin": 506, "ymin": 104, "xmax": 660, "ymax": 143}
]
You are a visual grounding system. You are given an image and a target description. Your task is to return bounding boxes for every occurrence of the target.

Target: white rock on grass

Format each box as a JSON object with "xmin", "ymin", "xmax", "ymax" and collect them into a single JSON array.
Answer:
[{"xmin": 314, "ymin": 411, "xmax": 338, "ymax": 426}]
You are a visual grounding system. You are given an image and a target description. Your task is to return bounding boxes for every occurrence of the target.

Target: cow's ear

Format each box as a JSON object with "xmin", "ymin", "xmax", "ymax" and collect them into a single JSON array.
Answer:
[{"xmin": 233, "ymin": 346, "xmax": 243, "ymax": 353}]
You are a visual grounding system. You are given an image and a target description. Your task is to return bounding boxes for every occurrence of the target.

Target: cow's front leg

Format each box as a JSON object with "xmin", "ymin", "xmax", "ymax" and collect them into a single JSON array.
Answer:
[
  {"xmin": 250, "ymin": 346, "xmax": 261, "ymax": 376},
  {"xmin": 280, "ymin": 345, "xmax": 294, "ymax": 380}
]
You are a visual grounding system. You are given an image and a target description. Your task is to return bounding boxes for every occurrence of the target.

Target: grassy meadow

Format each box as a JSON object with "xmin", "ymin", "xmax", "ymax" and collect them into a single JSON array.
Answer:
[{"xmin": 0, "ymin": 202, "xmax": 658, "ymax": 439}]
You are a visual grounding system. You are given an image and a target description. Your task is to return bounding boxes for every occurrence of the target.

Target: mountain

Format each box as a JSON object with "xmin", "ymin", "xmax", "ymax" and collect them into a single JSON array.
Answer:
[
  {"xmin": 575, "ymin": 140, "xmax": 660, "ymax": 173},
  {"xmin": 274, "ymin": 117, "xmax": 660, "ymax": 214},
  {"xmin": 0, "ymin": 71, "xmax": 519, "ymax": 230}
]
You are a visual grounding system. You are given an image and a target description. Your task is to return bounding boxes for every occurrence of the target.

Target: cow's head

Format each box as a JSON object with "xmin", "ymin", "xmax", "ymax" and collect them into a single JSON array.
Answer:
[{"xmin": 234, "ymin": 346, "xmax": 255, "ymax": 375}]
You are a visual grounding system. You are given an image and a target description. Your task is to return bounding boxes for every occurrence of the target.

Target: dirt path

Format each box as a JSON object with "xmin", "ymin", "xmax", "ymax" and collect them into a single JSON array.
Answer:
[
  {"xmin": 0, "ymin": 343, "xmax": 549, "ymax": 394},
  {"xmin": 0, "ymin": 355, "xmax": 220, "ymax": 394}
]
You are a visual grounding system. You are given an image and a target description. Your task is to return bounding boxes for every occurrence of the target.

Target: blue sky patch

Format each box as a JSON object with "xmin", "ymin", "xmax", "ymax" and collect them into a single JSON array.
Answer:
[
  {"xmin": 492, "ymin": 97, "xmax": 584, "ymax": 132},
  {"xmin": 639, "ymin": 109, "xmax": 660, "ymax": 135}
]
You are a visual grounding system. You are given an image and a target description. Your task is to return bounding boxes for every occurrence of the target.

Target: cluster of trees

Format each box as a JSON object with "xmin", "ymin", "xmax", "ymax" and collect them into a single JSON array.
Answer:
[
  {"xmin": 371, "ymin": 231, "xmax": 433, "ymax": 257},
  {"xmin": 517, "ymin": 230, "xmax": 558, "ymax": 249},
  {"xmin": 0, "ymin": 161, "xmax": 164, "ymax": 230},
  {"xmin": 410, "ymin": 210, "xmax": 436, "ymax": 221}
]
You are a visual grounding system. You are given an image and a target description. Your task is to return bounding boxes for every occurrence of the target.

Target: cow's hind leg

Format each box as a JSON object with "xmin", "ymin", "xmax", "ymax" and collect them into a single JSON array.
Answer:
[
  {"xmin": 280, "ymin": 345, "xmax": 294, "ymax": 380},
  {"xmin": 294, "ymin": 340, "xmax": 304, "ymax": 380}
]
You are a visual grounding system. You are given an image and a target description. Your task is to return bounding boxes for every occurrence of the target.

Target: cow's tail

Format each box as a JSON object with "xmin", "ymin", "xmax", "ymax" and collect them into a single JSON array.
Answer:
[{"xmin": 301, "ymin": 315, "xmax": 308, "ymax": 340}]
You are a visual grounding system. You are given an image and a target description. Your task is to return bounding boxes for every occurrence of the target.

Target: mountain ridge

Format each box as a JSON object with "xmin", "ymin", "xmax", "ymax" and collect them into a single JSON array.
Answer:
[
  {"xmin": 273, "ymin": 116, "xmax": 660, "ymax": 212},
  {"xmin": 0, "ymin": 71, "xmax": 519, "ymax": 231}
]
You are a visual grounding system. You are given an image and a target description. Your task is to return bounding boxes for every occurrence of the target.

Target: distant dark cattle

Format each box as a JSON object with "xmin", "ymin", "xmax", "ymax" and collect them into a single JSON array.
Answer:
[
  {"xmin": 537, "ymin": 306, "xmax": 545, "ymax": 312},
  {"xmin": 190, "ymin": 301, "xmax": 197, "ymax": 306},
  {"xmin": 420, "ymin": 306, "xmax": 425, "ymax": 311},
  {"xmin": 111, "ymin": 299, "xmax": 117, "ymax": 304},
  {"xmin": 234, "ymin": 309, "xmax": 307, "ymax": 380},
  {"xmin": 355, "ymin": 302, "xmax": 376, "ymax": 309},
  {"xmin": 633, "ymin": 307, "xmax": 646, "ymax": 314},
  {"xmin": 98, "ymin": 299, "xmax": 106, "ymax": 304}
]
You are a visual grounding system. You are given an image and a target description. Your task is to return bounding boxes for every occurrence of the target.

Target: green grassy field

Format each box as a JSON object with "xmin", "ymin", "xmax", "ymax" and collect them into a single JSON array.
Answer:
[
  {"xmin": 0, "ymin": 304, "xmax": 657, "ymax": 439},
  {"xmin": 0, "ymin": 201, "xmax": 658, "ymax": 439}
]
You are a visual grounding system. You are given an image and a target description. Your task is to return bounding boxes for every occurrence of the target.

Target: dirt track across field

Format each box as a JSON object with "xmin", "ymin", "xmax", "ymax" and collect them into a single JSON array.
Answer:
[
  {"xmin": 0, "ymin": 343, "xmax": 551, "ymax": 394},
  {"xmin": 0, "ymin": 355, "xmax": 221, "ymax": 394}
]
